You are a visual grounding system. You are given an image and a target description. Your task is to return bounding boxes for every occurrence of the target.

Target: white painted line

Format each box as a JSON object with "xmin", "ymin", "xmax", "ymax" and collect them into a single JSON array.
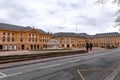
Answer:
[
  {"xmin": 0, "ymin": 72, "xmax": 6, "ymax": 77},
  {"xmin": 0, "ymin": 72, "xmax": 22, "ymax": 79},
  {"xmin": 39, "ymin": 63, "xmax": 61, "ymax": 69},
  {"xmin": 6, "ymin": 72, "xmax": 22, "ymax": 77},
  {"xmin": 104, "ymin": 65, "xmax": 120, "ymax": 80},
  {"xmin": 0, "ymin": 63, "xmax": 61, "ymax": 79},
  {"xmin": 77, "ymin": 70, "xmax": 86, "ymax": 80},
  {"xmin": 70, "ymin": 60, "xmax": 80, "ymax": 63}
]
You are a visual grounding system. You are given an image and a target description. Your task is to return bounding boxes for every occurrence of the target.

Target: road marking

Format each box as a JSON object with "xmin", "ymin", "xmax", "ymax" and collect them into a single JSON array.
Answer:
[
  {"xmin": 70, "ymin": 60, "xmax": 80, "ymax": 63},
  {"xmin": 0, "ymin": 72, "xmax": 22, "ymax": 79},
  {"xmin": 39, "ymin": 63, "xmax": 61, "ymax": 69},
  {"xmin": 0, "ymin": 64, "xmax": 61, "ymax": 79},
  {"xmin": 80, "ymin": 68, "xmax": 114, "ymax": 71},
  {"xmin": 104, "ymin": 65, "xmax": 120, "ymax": 80},
  {"xmin": 0, "ymin": 72, "xmax": 6, "ymax": 77},
  {"xmin": 0, "ymin": 49, "xmax": 117, "ymax": 79},
  {"xmin": 6, "ymin": 72, "xmax": 22, "ymax": 77},
  {"xmin": 77, "ymin": 70, "xmax": 86, "ymax": 80}
]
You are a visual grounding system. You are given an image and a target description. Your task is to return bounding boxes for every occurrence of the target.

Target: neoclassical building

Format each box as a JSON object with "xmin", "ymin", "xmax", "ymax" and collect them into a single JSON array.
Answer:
[
  {"xmin": 53, "ymin": 32, "xmax": 120, "ymax": 48},
  {"xmin": 90, "ymin": 32, "xmax": 120, "ymax": 47},
  {"xmin": 0, "ymin": 23, "xmax": 52, "ymax": 50},
  {"xmin": 0, "ymin": 23, "xmax": 120, "ymax": 51},
  {"xmin": 53, "ymin": 32, "xmax": 87, "ymax": 48}
]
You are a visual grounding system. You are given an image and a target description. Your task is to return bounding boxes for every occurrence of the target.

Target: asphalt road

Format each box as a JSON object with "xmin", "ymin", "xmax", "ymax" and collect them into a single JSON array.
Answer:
[
  {"xmin": 0, "ymin": 48, "xmax": 120, "ymax": 80},
  {"xmin": 114, "ymin": 72, "xmax": 120, "ymax": 80}
]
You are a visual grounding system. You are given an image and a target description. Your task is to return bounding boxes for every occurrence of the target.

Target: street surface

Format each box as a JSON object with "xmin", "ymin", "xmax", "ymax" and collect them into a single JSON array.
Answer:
[{"xmin": 0, "ymin": 48, "xmax": 120, "ymax": 80}]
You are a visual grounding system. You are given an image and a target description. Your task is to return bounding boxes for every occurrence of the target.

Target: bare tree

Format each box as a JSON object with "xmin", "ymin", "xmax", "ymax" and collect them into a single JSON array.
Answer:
[
  {"xmin": 96, "ymin": 0, "xmax": 120, "ymax": 4},
  {"xmin": 96, "ymin": 0, "xmax": 120, "ymax": 31}
]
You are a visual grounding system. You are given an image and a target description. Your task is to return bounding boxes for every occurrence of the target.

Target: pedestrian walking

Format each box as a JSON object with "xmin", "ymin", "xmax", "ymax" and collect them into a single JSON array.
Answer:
[
  {"xmin": 89, "ymin": 43, "xmax": 93, "ymax": 51},
  {"xmin": 85, "ymin": 42, "xmax": 89, "ymax": 52}
]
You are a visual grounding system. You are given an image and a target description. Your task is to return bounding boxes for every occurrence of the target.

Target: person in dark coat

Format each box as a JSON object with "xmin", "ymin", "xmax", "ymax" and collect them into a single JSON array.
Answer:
[
  {"xmin": 89, "ymin": 43, "xmax": 93, "ymax": 51},
  {"xmin": 86, "ymin": 42, "xmax": 90, "ymax": 52}
]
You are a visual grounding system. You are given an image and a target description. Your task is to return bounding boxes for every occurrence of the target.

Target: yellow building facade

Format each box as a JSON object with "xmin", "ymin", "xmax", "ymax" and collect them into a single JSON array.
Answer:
[
  {"xmin": 0, "ymin": 23, "xmax": 120, "ymax": 51},
  {"xmin": 90, "ymin": 32, "xmax": 120, "ymax": 47},
  {"xmin": 0, "ymin": 23, "xmax": 52, "ymax": 50},
  {"xmin": 53, "ymin": 32, "xmax": 120, "ymax": 49},
  {"xmin": 53, "ymin": 33, "xmax": 87, "ymax": 48}
]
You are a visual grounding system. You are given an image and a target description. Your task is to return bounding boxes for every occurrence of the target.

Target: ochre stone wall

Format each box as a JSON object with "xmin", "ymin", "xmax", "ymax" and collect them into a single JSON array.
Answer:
[{"xmin": 0, "ymin": 29, "xmax": 52, "ymax": 50}]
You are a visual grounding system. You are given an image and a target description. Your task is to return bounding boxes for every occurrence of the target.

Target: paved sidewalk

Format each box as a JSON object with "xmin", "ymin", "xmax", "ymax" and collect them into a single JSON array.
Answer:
[
  {"xmin": 0, "ymin": 47, "xmax": 105, "ymax": 56},
  {"xmin": 0, "ymin": 47, "xmax": 108, "ymax": 69}
]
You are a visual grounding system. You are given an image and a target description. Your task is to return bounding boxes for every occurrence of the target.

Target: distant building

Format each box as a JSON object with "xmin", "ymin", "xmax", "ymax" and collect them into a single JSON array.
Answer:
[
  {"xmin": 53, "ymin": 32, "xmax": 87, "ymax": 48},
  {"xmin": 0, "ymin": 23, "xmax": 52, "ymax": 50},
  {"xmin": 53, "ymin": 32, "xmax": 120, "ymax": 48},
  {"xmin": 90, "ymin": 32, "xmax": 120, "ymax": 47}
]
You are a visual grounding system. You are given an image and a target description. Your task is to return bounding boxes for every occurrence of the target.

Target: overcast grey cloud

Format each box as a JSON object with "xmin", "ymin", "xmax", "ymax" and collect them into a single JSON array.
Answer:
[{"xmin": 0, "ymin": 0, "xmax": 119, "ymax": 34}]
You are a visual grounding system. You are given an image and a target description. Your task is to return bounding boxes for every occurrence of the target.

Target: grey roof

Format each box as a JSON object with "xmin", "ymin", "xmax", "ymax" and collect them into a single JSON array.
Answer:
[
  {"xmin": 53, "ymin": 32, "xmax": 87, "ymax": 38},
  {"xmin": 53, "ymin": 32, "xmax": 77, "ymax": 37},
  {"xmin": 53, "ymin": 32, "xmax": 120, "ymax": 38},
  {"xmin": 0, "ymin": 23, "xmax": 46, "ymax": 34},
  {"xmin": 35, "ymin": 29, "xmax": 46, "ymax": 34},
  {"xmin": 93, "ymin": 32, "xmax": 120, "ymax": 38},
  {"xmin": 78, "ymin": 33, "xmax": 92, "ymax": 38}
]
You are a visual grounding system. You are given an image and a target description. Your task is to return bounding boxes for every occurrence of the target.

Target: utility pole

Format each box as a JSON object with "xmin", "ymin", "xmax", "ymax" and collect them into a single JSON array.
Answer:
[
  {"xmin": 75, "ymin": 24, "xmax": 77, "ymax": 48},
  {"xmin": 76, "ymin": 24, "xmax": 77, "ymax": 34}
]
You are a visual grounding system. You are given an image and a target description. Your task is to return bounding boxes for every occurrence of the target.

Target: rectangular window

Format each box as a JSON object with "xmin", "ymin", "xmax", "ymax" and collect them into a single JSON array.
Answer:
[
  {"xmin": 35, "ymin": 38, "xmax": 37, "ymax": 42},
  {"xmin": 40, "ymin": 39, "xmax": 42, "ymax": 42},
  {"xmin": 32, "ymin": 38, "xmax": 34, "ymax": 42},
  {"xmin": 21, "ymin": 34, "xmax": 23, "ymax": 37},
  {"xmin": 20, "ymin": 37, "xmax": 23, "ymax": 42},
  {"xmin": 14, "ymin": 45, "xmax": 17, "ymax": 50},
  {"xmin": 2, "ymin": 37, "xmax": 5, "ymax": 42},
  {"xmin": 12, "ymin": 37, "xmax": 14, "ymax": 42},
  {"xmin": 9, "ymin": 45, "xmax": 12, "ymax": 50},
  {"xmin": 8, "ymin": 33, "xmax": 10, "ymax": 36},
  {"xmin": 7, "ymin": 37, "xmax": 10, "ymax": 42},
  {"xmin": 12, "ymin": 33, "xmax": 14, "ymax": 36},
  {"xmin": 32, "ymin": 34, "xmax": 34, "ymax": 36},
  {"xmin": 29, "ymin": 38, "xmax": 31, "ymax": 42},
  {"xmin": 4, "ymin": 45, "xmax": 7, "ymax": 50},
  {"xmin": 29, "ymin": 34, "xmax": 31, "ymax": 36}
]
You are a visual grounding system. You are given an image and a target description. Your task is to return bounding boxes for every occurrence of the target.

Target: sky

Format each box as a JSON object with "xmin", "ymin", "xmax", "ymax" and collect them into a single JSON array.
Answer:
[{"xmin": 0, "ymin": 0, "xmax": 119, "ymax": 34}]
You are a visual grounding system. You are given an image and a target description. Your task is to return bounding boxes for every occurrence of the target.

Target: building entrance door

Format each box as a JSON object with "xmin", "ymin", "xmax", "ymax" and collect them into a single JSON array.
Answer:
[
  {"xmin": 67, "ymin": 44, "xmax": 70, "ymax": 48},
  {"xmin": 31, "ymin": 45, "xmax": 33, "ymax": 50},
  {"xmin": 22, "ymin": 45, "xmax": 25, "ymax": 50},
  {"xmin": 0, "ymin": 45, "xmax": 2, "ymax": 50}
]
